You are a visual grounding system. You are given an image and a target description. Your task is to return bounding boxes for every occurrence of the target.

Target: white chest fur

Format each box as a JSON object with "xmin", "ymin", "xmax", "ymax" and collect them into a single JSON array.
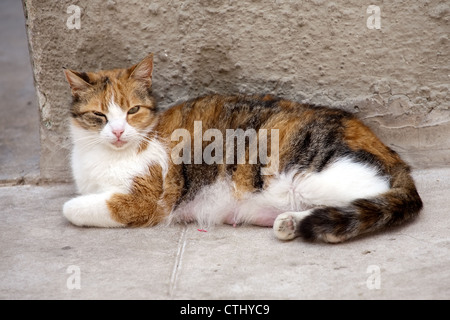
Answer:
[{"xmin": 71, "ymin": 135, "xmax": 168, "ymax": 195}]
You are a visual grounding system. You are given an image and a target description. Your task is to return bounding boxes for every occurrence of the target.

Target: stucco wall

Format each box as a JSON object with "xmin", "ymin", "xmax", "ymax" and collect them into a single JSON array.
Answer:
[{"xmin": 23, "ymin": 0, "xmax": 449, "ymax": 182}]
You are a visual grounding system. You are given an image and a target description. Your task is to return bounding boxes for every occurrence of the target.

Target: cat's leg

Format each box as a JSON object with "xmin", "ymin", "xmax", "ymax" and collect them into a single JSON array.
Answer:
[
  {"xmin": 274, "ymin": 157, "xmax": 399, "ymax": 243},
  {"xmin": 63, "ymin": 190, "xmax": 167, "ymax": 227},
  {"xmin": 63, "ymin": 192, "xmax": 125, "ymax": 227},
  {"xmin": 64, "ymin": 165, "xmax": 169, "ymax": 227},
  {"xmin": 273, "ymin": 210, "xmax": 312, "ymax": 240}
]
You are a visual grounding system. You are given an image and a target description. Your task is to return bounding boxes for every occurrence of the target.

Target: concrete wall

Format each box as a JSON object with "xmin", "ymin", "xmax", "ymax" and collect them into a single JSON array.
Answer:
[{"xmin": 23, "ymin": 0, "xmax": 449, "ymax": 182}]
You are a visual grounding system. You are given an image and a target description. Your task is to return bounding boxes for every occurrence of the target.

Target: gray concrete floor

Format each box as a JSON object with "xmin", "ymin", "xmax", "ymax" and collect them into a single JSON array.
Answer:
[
  {"xmin": 1, "ymin": 168, "xmax": 450, "ymax": 299},
  {"xmin": 0, "ymin": 0, "xmax": 449, "ymax": 300}
]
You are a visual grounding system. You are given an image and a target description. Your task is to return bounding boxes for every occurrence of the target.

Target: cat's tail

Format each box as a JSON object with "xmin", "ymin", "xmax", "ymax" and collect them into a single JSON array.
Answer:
[{"xmin": 297, "ymin": 165, "xmax": 423, "ymax": 243}]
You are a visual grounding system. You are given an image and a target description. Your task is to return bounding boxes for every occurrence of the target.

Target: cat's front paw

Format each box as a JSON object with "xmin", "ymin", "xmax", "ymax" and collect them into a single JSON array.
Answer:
[
  {"xmin": 63, "ymin": 197, "xmax": 88, "ymax": 227},
  {"xmin": 63, "ymin": 194, "xmax": 125, "ymax": 228}
]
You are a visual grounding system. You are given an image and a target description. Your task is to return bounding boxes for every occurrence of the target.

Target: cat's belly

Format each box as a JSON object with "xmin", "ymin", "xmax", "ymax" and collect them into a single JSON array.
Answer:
[
  {"xmin": 170, "ymin": 179, "xmax": 238, "ymax": 226},
  {"xmin": 223, "ymin": 208, "xmax": 281, "ymax": 227},
  {"xmin": 174, "ymin": 203, "xmax": 282, "ymax": 228},
  {"xmin": 169, "ymin": 173, "xmax": 310, "ymax": 227}
]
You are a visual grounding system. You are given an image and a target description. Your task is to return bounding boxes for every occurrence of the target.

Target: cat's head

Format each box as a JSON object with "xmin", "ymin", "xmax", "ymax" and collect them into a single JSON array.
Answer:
[{"xmin": 64, "ymin": 53, "xmax": 157, "ymax": 151}]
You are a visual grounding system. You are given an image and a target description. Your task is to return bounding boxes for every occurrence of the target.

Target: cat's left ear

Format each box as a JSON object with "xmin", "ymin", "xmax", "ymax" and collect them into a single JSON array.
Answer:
[{"xmin": 128, "ymin": 53, "xmax": 153, "ymax": 87}]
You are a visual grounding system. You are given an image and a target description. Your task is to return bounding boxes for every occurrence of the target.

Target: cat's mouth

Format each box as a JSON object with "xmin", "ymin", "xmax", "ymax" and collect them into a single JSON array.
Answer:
[{"xmin": 112, "ymin": 139, "xmax": 127, "ymax": 148}]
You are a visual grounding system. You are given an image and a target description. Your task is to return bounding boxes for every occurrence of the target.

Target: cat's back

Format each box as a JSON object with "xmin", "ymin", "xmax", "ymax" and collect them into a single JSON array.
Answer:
[
  {"xmin": 156, "ymin": 93, "xmax": 355, "ymax": 135},
  {"xmin": 156, "ymin": 93, "xmax": 402, "ymax": 176}
]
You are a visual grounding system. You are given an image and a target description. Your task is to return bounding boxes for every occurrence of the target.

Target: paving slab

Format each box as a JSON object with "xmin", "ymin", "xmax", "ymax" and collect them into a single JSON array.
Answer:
[
  {"xmin": 0, "ymin": 168, "xmax": 449, "ymax": 300},
  {"xmin": 0, "ymin": 183, "xmax": 184, "ymax": 299}
]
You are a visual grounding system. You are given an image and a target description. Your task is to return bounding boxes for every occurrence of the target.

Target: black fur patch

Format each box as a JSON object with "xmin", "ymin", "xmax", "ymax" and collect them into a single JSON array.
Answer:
[
  {"xmin": 252, "ymin": 164, "xmax": 264, "ymax": 190},
  {"xmin": 176, "ymin": 163, "xmax": 219, "ymax": 205},
  {"xmin": 298, "ymin": 207, "xmax": 357, "ymax": 241},
  {"xmin": 78, "ymin": 72, "xmax": 91, "ymax": 84}
]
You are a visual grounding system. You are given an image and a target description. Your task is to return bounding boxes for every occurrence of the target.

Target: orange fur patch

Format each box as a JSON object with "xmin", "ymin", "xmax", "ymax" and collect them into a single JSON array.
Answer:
[
  {"xmin": 343, "ymin": 118, "xmax": 401, "ymax": 168},
  {"xmin": 107, "ymin": 165, "xmax": 166, "ymax": 227}
]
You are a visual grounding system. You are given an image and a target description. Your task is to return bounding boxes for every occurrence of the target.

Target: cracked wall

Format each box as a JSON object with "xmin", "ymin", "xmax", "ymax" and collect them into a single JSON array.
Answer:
[{"xmin": 23, "ymin": 0, "xmax": 449, "ymax": 181}]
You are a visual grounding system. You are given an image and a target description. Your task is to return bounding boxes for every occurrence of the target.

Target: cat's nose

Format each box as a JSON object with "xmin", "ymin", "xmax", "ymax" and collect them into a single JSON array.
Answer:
[{"xmin": 112, "ymin": 129, "xmax": 124, "ymax": 138}]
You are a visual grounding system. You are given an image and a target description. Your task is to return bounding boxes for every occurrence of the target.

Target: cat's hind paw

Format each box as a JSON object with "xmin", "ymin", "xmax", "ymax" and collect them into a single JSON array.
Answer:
[
  {"xmin": 273, "ymin": 213, "xmax": 297, "ymax": 240},
  {"xmin": 273, "ymin": 211, "xmax": 311, "ymax": 241}
]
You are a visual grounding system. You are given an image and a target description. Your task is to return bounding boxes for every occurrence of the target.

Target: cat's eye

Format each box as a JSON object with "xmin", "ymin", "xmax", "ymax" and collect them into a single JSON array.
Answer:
[
  {"xmin": 93, "ymin": 111, "xmax": 106, "ymax": 118},
  {"xmin": 128, "ymin": 106, "xmax": 140, "ymax": 115}
]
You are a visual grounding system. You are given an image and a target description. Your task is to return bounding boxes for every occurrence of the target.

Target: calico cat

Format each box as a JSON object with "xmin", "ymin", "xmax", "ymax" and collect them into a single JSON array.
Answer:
[{"xmin": 62, "ymin": 53, "xmax": 422, "ymax": 243}]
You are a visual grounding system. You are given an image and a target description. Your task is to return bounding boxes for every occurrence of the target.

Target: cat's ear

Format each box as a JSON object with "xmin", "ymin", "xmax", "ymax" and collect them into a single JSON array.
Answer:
[
  {"xmin": 63, "ymin": 68, "xmax": 92, "ymax": 96},
  {"xmin": 128, "ymin": 53, "xmax": 153, "ymax": 86}
]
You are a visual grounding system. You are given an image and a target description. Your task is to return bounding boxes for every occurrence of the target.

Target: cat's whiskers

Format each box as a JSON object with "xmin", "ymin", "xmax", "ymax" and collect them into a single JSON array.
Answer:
[
  {"xmin": 135, "ymin": 131, "xmax": 156, "ymax": 144},
  {"xmin": 135, "ymin": 128, "xmax": 169, "ymax": 144},
  {"xmin": 72, "ymin": 135, "xmax": 104, "ymax": 152}
]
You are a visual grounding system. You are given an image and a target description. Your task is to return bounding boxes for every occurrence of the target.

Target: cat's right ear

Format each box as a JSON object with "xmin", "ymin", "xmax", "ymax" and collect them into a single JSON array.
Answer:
[{"xmin": 63, "ymin": 68, "xmax": 92, "ymax": 96}]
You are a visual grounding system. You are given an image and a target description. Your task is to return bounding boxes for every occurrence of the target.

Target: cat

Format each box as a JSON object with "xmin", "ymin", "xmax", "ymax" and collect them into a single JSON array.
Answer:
[{"xmin": 62, "ymin": 53, "xmax": 423, "ymax": 243}]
